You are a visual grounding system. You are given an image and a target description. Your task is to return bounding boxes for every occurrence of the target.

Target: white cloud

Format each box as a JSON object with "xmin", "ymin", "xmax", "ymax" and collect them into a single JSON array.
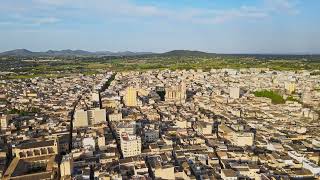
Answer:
[
  {"xmin": 0, "ymin": 22, "xmax": 14, "ymax": 26},
  {"xmin": 195, "ymin": 6, "xmax": 269, "ymax": 24},
  {"xmin": 32, "ymin": 0, "xmax": 71, "ymax": 6},
  {"xmin": 264, "ymin": 0, "xmax": 300, "ymax": 14},
  {"xmin": 1, "ymin": 0, "xmax": 301, "ymax": 25},
  {"xmin": 33, "ymin": 17, "xmax": 60, "ymax": 25}
]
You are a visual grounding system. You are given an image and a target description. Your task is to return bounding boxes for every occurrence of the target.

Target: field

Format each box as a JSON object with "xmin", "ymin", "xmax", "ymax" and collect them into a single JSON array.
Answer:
[{"xmin": 1, "ymin": 52, "xmax": 320, "ymax": 79}]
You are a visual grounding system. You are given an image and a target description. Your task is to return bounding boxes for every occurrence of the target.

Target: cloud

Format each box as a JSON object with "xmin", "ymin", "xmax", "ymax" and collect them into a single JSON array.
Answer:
[
  {"xmin": 0, "ymin": 22, "xmax": 14, "ymax": 26},
  {"xmin": 264, "ymin": 0, "xmax": 300, "ymax": 14},
  {"xmin": 0, "ymin": 0, "xmax": 301, "ymax": 26},
  {"xmin": 32, "ymin": 0, "xmax": 71, "ymax": 6},
  {"xmin": 194, "ymin": 6, "xmax": 269, "ymax": 24},
  {"xmin": 0, "ymin": 15, "xmax": 60, "ymax": 26},
  {"xmin": 33, "ymin": 17, "xmax": 60, "ymax": 25}
]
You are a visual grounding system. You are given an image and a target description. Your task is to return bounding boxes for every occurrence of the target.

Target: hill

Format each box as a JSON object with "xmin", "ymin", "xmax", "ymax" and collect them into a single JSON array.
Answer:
[
  {"xmin": 0, "ymin": 49, "xmax": 154, "ymax": 57},
  {"xmin": 0, "ymin": 49, "xmax": 35, "ymax": 56},
  {"xmin": 162, "ymin": 50, "xmax": 216, "ymax": 57}
]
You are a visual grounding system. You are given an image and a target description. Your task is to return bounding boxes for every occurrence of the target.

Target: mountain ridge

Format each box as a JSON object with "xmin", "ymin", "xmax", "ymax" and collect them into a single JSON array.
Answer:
[
  {"xmin": 162, "ymin": 50, "xmax": 215, "ymax": 56},
  {"xmin": 0, "ymin": 49, "xmax": 154, "ymax": 57},
  {"xmin": 1, "ymin": 49, "xmax": 317, "ymax": 57}
]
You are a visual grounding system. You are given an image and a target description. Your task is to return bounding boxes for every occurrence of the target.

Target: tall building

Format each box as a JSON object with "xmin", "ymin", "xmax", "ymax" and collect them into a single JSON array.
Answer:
[
  {"xmin": 91, "ymin": 92, "xmax": 100, "ymax": 107},
  {"xmin": 60, "ymin": 154, "xmax": 73, "ymax": 179},
  {"xmin": 123, "ymin": 86, "xmax": 138, "ymax": 107},
  {"xmin": 229, "ymin": 87, "xmax": 240, "ymax": 99},
  {"xmin": 116, "ymin": 122, "xmax": 136, "ymax": 139},
  {"xmin": 88, "ymin": 108, "xmax": 106, "ymax": 125},
  {"xmin": 0, "ymin": 114, "xmax": 10, "ymax": 130},
  {"xmin": 285, "ymin": 82, "xmax": 296, "ymax": 94},
  {"xmin": 165, "ymin": 82, "xmax": 186, "ymax": 103},
  {"xmin": 74, "ymin": 108, "xmax": 106, "ymax": 128},
  {"xmin": 74, "ymin": 110, "xmax": 89, "ymax": 128},
  {"xmin": 120, "ymin": 132, "xmax": 141, "ymax": 158}
]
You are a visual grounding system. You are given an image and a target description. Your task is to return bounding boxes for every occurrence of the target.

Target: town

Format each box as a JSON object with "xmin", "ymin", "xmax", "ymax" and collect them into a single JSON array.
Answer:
[{"xmin": 0, "ymin": 68, "xmax": 319, "ymax": 179}]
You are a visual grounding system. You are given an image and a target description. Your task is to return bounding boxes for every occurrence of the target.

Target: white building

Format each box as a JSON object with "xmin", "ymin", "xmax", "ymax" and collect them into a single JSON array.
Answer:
[
  {"xmin": 120, "ymin": 132, "xmax": 141, "ymax": 158},
  {"xmin": 288, "ymin": 150, "xmax": 320, "ymax": 175},
  {"xmin": 0, "ymin": 115, "xmax": 10, "ymax": 130},
  {"xmin": 109, "ymin": 113, "xmax": 122, "ymax": 122},
  {"xmin": 116, "ymin": 122, "xmax": 136, "ymax": 139},
  {"xmin": 60, "ymin": 154, "xmax": 73, "ymax": 178},
  {"xmin": 91, "ymin": 92, "xmax": 100, "ymax": 102},
  {"xmin": 82, "ymin": 137, "xmax": 95, "ymax": 149},
  {"xmin": 303, "ymin": 160, "xmax": 320, "ymax": 175},
  {"xmin": 229, "ymin": 87, "xmax": 240, "ymax": 99},
  {"xmin": 312, "ymin": 138, "xmax": 320, "ymax": 148}
]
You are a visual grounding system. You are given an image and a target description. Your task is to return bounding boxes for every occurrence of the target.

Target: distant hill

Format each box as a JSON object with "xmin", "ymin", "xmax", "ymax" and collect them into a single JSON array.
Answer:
[
  {"xmin": 1, "ymin": 49, "xmax": 318, "ymax": 58},
  {"xmin": 0, "ymin": 49, "xmax": 216, "ymax": 57},
  {"xmin": 162, "ymin": 50, "xmax": 216, "ymax": 56},
  {"xmin": 0, "ymin": 49, "xmax": 35, "ymax": 56},
  {"xmin": 0, "ymin": 49, "xmax": 154, "ymax": 57},
  {"xmin": 45, "ymin": 49, "xmax": 94, "ymax": 56}
]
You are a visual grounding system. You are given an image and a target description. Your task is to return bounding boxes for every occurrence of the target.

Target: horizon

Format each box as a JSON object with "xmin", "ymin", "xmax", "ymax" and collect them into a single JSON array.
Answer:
[
  {"xmin": 1, "ymin": 48, "xmax": 320, "ymax": 56},
  {"xmin": 1, "ymin": 0, "xmax": 320, "ymax": 54}
]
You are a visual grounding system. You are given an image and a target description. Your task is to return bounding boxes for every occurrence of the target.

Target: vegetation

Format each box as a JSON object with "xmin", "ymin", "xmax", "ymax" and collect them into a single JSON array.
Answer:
[
  {"xmin": 254, "ymin": 90, "xmax": 305, "ymax": 104},
  {"xmin": 7, "ymin": 108, "xmax": 40, "ymax": 116},
  {"xmin": 286, "ymin": 96, "xmax": 302, "ymax": 103},
  {"xmin": 254, "ymin": 90, "xmax": 286, "ymax": 104},
  {"xmin": 310, "ymin": 71, "xmax": 320, "ymax": 76},
  {"xmin": 99, "ymin": 73, "xmax": 116, "ymax": 93},
  {"xmin": 1, "ymin": 52, "xmax": 320, "ymax": 80}
]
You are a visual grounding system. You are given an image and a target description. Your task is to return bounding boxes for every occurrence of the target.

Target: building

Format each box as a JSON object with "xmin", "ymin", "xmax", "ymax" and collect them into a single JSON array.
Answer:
[
  {"xmin": 232, "ymin": 132, "xmax": 254, "ymax": 147},
  {"xmin": 96, "ymin": 135, "xmax": 106, "ymax": 149},
  {"xmin": 74, "ymin": 108, "xmax": 106, "ymax": 127},
  {"xmin": 12, "ymin": 139, "xmax": 59, "ymax": 158},
  {"xmin": 109, "ymin": 112, "xmax": 122, "ymax": 122},
  {"xmin": 165, "ymin": 82, "xmax": 186, "ymax": 103},
  {"xmin": 194, "ymin": 121, "xmax": 213, "ymax": 135},
  {"xmin": 285, "ymin": 82, "xmax": 296, "ymax": 94},
  {"xmin": 229, "ymin": 87, "xmax": 240, "ymax": 99},
  {"xmin": 82, "ymin": 137, "xmax": 95, "ymax": 149},
  {"xmin": 116, "ymin": 122, "xmax": 136, "ymax": 139},
  {"xmin": 120, "ymin": 132, "xmax": 141, "ymax": 158},
  {"xmin": 0, "ymin": 114, "xmax": 10, "ymax": 130},
  {"xmin": 123, "ymin": 86, "xmax": 138, "ymax": 107},
  {"xmin": 303, "ymin": 160, "xmax": 320, "ymax": 175},
  {"xmin": 221, "ymin": 169, "xmax": 238, "ymax": 180},
  {"xmin": 3, "ymin": 139, "xmax": 60, "ymax": 180},
  {"xmin": 91, "ymin": 92, "xmax": 100, "ymax": 102},
  {"xmin": 60, "ymin": 154, "xmax": 73, "ymax": 179},
  {"xmin": 148, "ymin": 155, "xmax": 175, "ymax": 180},
  {"xmin": 219, "ymin": 124, "xmax": 254, "ymax": 147},
  {"xmin": 144, "ymin": 129, "xmax": 159, "ymax": 143},
  {"xmin": 88, "ymin": 108, "xmax": 106, "ymax": 125},
  {"xmin": 74, "ymin": 110, "xmax": 89, "ymax": 128}
]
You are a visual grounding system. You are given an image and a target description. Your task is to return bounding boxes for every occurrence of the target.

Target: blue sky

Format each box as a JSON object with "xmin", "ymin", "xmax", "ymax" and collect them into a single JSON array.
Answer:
[{"xmin": 0, "ymin": 0, "xmax": 319, "ymax": 54}]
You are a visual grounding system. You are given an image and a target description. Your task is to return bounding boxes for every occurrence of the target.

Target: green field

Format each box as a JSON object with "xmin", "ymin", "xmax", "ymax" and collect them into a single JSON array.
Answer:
[
  {"xmin": 254, "ymin": 90, "xmax": 286, "ymax": 104},
  {"xmin": 1, "ymin": 53, "xmax": 320, "ymax": 80}
]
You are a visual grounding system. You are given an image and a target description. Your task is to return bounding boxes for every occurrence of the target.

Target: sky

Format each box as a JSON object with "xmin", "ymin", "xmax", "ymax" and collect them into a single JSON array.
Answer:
[{"xmin": 0, "ymin": 0, "xmax": 319, "ymax": 54}]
